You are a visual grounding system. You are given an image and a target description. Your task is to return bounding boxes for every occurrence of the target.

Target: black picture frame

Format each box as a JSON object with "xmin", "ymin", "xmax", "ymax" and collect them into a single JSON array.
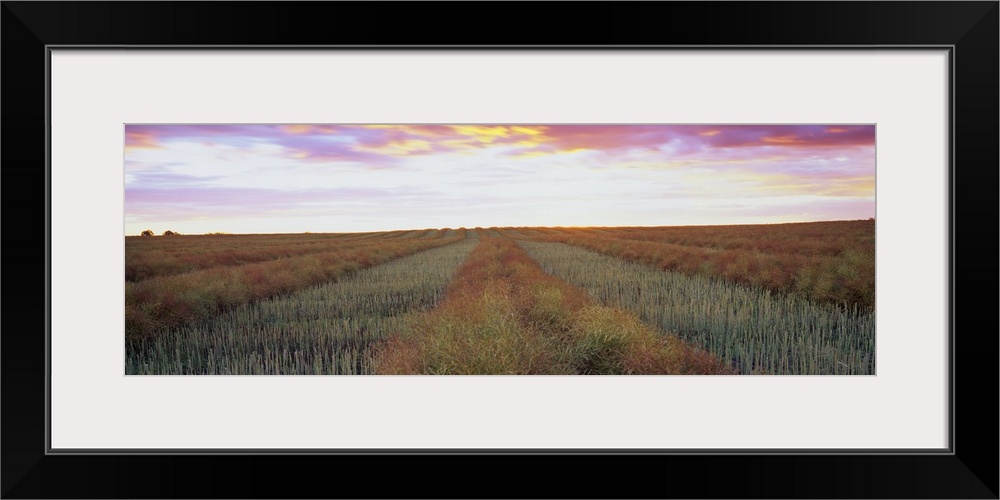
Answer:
[{"xmin": 3, "ymin": 2, "xmax": 997, "ymax": 498}]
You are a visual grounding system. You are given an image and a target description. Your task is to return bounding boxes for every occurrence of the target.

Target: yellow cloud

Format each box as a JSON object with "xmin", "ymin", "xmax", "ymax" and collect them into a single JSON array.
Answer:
[
  {"xmin": 124, "ymin": 132, "xmax": 163, "ymax": 154},
  {"xmin": 511, "ymin": 126, "xmax": 547, "ymax": 136},
  {"xmin": 280, "ymin": 125, "xmax": 314, "ymax": 134},
  {"xmin": 450, "ymin": 125, "xmax": 514, "ymax": 144},
  {"xmin": 762, "ymin": 135, "xmax": 802, "ymax": 144},
  {"xmin": 716, "ymin": 173, "xmax": 876, "ymax": 198},
  {"xmin": 401, "ymin": 140, "xmax": 432, "ymax": 151},
  {"xmin": 451, "ymin": 125, "xmax": 510, "ymax": 137},
  {"xmin": 818, "ymin": 176, "xmax": 875, "ymax": 197}
]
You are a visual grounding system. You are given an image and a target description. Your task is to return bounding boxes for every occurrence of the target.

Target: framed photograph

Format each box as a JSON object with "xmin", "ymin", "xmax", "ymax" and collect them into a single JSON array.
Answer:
[{"xmin": 4, "ymin": 2, "xmax": 996, "ymax": 498}]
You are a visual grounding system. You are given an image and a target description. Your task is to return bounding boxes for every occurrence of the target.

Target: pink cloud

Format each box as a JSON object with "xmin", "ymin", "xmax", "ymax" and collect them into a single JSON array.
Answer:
[
  {"xmin": 125, "ymin": 124, "xmax": 875, "ymax": 168},
  {"xmin": 497, "ymin": 125, "xmax": 874, "ymax": 159}
]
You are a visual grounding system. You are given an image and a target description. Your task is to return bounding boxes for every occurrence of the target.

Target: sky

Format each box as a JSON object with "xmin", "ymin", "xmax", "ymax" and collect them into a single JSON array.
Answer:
[{"xmin": 124, "ymin": 124, "xmax": 876, "ymax": 235}]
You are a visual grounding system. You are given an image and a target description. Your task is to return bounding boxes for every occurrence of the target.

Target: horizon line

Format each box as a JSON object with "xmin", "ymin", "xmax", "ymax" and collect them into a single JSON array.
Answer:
[{"xmin": 126, "ymin": 217, "xmax": 876, "ymax": 237}]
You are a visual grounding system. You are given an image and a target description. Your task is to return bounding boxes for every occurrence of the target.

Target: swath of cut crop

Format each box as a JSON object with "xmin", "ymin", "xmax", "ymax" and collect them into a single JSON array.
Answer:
[
  {"xmin": 520, "ymin": 220, "xmax": 875, "ymax": 311},
  {"xmin": 126, "ymin": 240, "xmax": 478, "ymax": 374},
  {"xmin": 584, "ymin": 220, "xmax": 874, "ymax": 257},
  {"xmin": 125, "ymin": 230, "xmax": 468, "ymax": 341},
  {"xmin": 373, "ymin": 236, "xmax": 732, "ymax": 375},
  {"xmin": 519, "ymin": 240, "xmax": 874, "ymax": 375},
  {"xmin": 126, "ymin": 231, "xmax": 442, "ymax": 282}
]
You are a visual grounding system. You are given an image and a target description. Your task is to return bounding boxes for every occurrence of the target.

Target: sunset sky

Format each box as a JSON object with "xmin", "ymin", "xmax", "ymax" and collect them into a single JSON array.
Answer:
[{"xmin": 124, "ymin": 124, "xmax": 875, "ymax": 234}]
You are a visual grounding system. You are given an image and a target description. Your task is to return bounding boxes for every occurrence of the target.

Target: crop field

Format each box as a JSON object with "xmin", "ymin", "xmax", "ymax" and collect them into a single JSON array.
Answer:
[
  {"xmin": 506, "ymin": 219, "xmax": 875, "ymax": 310},
  {"xmin": 125, "ymin": 229, "xmax": 467, "ymax": 340},
  {"xmin": 125, "ymin": 220, "xmax": 874, "ymax": 375},
  {"xmin": 127, "ymin": 239, "xmax": 478, "ymax": 374},
  {"xmin": 518, "ymin": 241, "xmax": 874, "ymax": 375},
  {"xmin": 125, "ymin": 229, "xmax": 453, "ymax": 282},
  {"xmin": 374, "ymin": 236, "xmax": 730, "ymax": 374}
]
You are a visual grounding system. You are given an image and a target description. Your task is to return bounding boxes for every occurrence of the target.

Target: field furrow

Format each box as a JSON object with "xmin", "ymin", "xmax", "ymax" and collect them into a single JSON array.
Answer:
[
  {"xmin": 126, "ymin": 232, "xmax": 440, "ymax": 282},
  {"xmin": 417, "ymin": 228, "xmax": 445, "ymax": 239},
  {"xmin": 589, "ymin": 220, "xmax": 874, "ymax": 257},
  {"xmin": 373, "ymin": 236, "xmax": 732, "ymax": 375},
  {"xmin": 126, "ymin": 240, "xmax": 478, "ymax": 374},
  {"xmin": 519, "ymin": 241, "xmax": 875, "ymax": 375},
  {"xmin": 527, "ymin": 228, "xmax": 875, "ymax": 310},
  {"xmin": 125, "ymin": 234, "xmax": 467, "ymax": 340}
]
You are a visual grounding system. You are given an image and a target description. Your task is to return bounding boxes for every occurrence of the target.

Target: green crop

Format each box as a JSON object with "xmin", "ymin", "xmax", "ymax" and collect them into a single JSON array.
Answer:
[
  {"xmin": 126, "ymin": 240, "xmax": 476, "ymax": 375},
  {"xmin": 519, "ymin": 241, "xmax": 875, "ymax": 375}
]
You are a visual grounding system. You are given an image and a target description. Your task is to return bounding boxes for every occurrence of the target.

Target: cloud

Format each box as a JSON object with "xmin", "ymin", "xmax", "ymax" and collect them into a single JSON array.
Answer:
[
  {"xmin": 692, "ymin": 125, "xmax": 875, "ymax": 149},
  {"xmin": 278, "ymin": 125, "xmax": 339, "ymax": 134},
  {"xmin": 125, "ymin": 185, "xmax": 448, "ymax": 221},
  {"xmin": 345, "ymin": 125, "xmax": 550, "ymax": 156},
  {"xmin": 123, "ymin": 124, "xmax": 876, "ymax": 231},
  {"xmin": 127, "ymin": 171, "xmax": 225, "ymax": 187},
  {"xmin": 125, "ymin": 124, "xmax": 875, "ymax": 170},
  {"xmin": 124, "ymin": 131, "xmax": 162, "ymax": 150},
  {"xmin": 494, "ymin": 125, "xmax": 875, "ymax": 164}
]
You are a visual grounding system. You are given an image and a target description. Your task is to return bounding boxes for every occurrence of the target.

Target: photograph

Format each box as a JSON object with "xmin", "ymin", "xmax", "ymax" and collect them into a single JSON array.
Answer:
[
  {"xmin": 125, "ymin": 124, "xmax": 876, "ymax": 376},
  {"xmin": 5, "ymin": 0, "xmax": 993, "ymax": 495}
]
